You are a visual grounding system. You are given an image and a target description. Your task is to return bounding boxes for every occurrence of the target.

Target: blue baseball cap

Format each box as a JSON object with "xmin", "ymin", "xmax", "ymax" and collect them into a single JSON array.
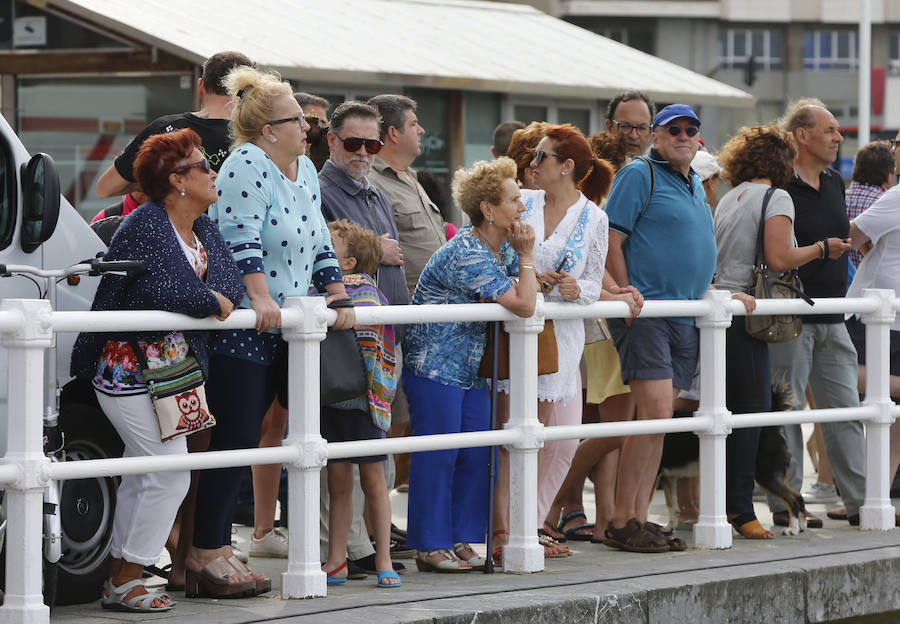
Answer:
[{"xmin": 652, "ymin": 104, "xmax": 701, "ymax": 129}]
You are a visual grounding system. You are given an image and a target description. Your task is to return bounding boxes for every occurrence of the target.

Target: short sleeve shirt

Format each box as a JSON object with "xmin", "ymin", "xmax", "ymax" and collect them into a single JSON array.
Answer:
[
  {"xmin": 713, "ymin": 182, "xmax": 795, "ymax": 293},
  {"xmin": 114, "ymin": 113, "xmax": 231, "ymax": 180},
  {"xmin": 403, "ymin": 225, "xmax": 517, "ymax": 389},
  {"xmin": 846, "ymin": 185, "xmax": 900, "ymax": 331}
]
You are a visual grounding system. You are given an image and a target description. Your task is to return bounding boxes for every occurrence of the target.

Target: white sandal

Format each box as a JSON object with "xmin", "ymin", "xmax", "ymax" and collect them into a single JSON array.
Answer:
[
  {"xmin": 101, "ymin": 578, "xmax": 174, "ymax": 612},
  {"xmin": 452, "ymin": 542, "xmax": 486, "ymax": 570},
  {"xmin": 414, "ymin": 549, "xmax": 472, "ymax": 573}
]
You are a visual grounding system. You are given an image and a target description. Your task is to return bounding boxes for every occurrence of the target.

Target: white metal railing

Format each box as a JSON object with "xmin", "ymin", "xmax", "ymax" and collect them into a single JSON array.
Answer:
[{"xmin": 0, "ymin": 289, "xmax": 899, "ymax": 624}]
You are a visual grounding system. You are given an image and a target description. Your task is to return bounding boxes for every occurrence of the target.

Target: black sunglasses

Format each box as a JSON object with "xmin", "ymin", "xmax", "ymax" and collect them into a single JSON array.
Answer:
[
  {"xmin": 533, "ymin": 149, "xmax": 566, "ymax": 165},
  {"xmin": 173, "ymin": 157, "xmax": 211, "ymax": 174},
  {"xmin": 335, "ymin": 134, "xmax": 384, "ymax": 155},
  {"xmin": 891, "ymin": 138, "xmax": 898, "ymax": 152},
  {"xmin": 268, "ymin": 114, "xmax": 306, "ymax": 126},
  {"xmin": 665, "ymin": 125, "xmax": 700, "ymax": 138}
]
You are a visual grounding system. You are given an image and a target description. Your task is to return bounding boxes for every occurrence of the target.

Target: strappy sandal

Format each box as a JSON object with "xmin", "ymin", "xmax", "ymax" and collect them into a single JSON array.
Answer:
[
  {"xmin": 228, "ymin": 555, "xmax": 271, "ymax": 594},
  {"xmin": 491, "ymin": 529, "xmax": 508, "ymax": 563},
  {"xmin": 452, "ymin": 542, "xmax": 486, "ymax": 570},
  {"xmin": 603, "ymin": 518, "xmax": 669, "ymax": 553},
  {"xmin": 557, "ymin": 510, "xmax": 595, "ymax": 542},
  {"xmin": 101, "ymin": 578, "xmax": 173, "ymax": 612},
  {"xmin": 538, "ymin": 533, "xmax": 571, "ymax": 558},
  {"xmin": 645, "ymin": 521, "xmax": 687, "ymax": 551},
  {"xmin": 415, "ymin": 549, "xmax": 472, "ymax": 573},
  {"xmin": 184, "ymin": 556, "xmax": 256, "ymax": 598}
]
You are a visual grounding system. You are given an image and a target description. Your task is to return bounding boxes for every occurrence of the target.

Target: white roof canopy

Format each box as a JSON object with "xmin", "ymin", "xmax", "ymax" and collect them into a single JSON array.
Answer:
[{"xmin": 49, "ymin": 0, "xmax": 754, "ymax": 106}]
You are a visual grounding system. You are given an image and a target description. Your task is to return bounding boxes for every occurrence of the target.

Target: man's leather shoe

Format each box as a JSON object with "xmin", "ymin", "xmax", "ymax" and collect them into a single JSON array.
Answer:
[
  {"xmin": 772, "ymin": 510, "xmax": 823, "ymax": 528},
  {"xmin": 847, "ymin": 513, "xmax": 900, "ymax": 527}
]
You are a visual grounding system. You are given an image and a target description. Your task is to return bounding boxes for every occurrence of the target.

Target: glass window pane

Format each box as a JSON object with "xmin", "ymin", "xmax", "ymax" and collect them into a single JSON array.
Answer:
[
  {"xmin": 558, "ymin": 108, "xmax": 591, "ymax": 134},
  {"xmin": 837, "ymin": 32, "xmax": 849, "ymax": 58},
  {"xmin": 407, "ymin": 88, "xmax": 455, "ymax": 223},
  {"xmin": 771, "ymin": 30, "xmax": 784, "ymax": 59},
  {"xmin": 717, "ymin": 30, "xmax": 727, "ymax": 62},
  {"xmin": 464, "ymin": 92, "xmax": 500, "ymax": 165},
  {"xmin": 752, "ymin": 31, "xmax": 764, "ymax": 57},
  {"xmin": 17, "ymin": 75, "xmax": 194, "ymax": 222},
  {"xmin": 514, "ymin": 105, "xmax": 547, "ymax": 125},
  {"xmin": 734, "ymin": 31, "xmax": 746, "ymax": 57},
  {"xmin": 891, "ymin": 33, "xmax": 899, "ymax": 61},
  {"xmin": 820, "ymin": 32, "xmax": 832, "ymax": 58}
]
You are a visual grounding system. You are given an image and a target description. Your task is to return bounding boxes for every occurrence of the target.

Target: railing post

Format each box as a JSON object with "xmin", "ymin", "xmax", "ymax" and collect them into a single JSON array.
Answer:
[
  {"xmin": 0, "ymin": 300, "xmax": 52, "ymax": 624},
  {"xmin": 693, "ymin": 290, "xmax": 733, "ymax": 549},
  {"xmin": 280, "ymin": 296, "xmax": 328, "ymax": 597},
  {"xmin": 859, "ymin": 288, "xmax": 896, "ymax": 530},
  {"xmin": 501, "ymin": 296, "xmax": 545, "ymax": 573}
]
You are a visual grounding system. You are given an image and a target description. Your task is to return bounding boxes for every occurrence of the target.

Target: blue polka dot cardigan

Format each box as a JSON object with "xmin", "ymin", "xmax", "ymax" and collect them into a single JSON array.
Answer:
[{"xmin": 71, "ymin": 201, "xmax": 245, "ymax": 381}]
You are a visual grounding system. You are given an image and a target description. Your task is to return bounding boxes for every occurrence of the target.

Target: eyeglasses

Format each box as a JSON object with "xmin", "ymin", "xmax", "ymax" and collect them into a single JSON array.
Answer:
[
  {"xmin": 665, "ymin": 125, "xmax": 700, "ymax": 138},
  {"xmin": 891, "ymin": 138, "xmax": 898, "ymax": 153},
  {"xmin": 612, "ymin": 120, "xmax": 651, "ymax": 137},
  {"xmin": 334, "ymin": 134, "xmax": 384, "ymax": 155},
  {"xmin": 306, "ymin": 115, "xmax": 329, "ymax": 129},
  {"xmin": 173, "ymin": 157, "xmax": 211, "ymax": 174},
  {"xmin": 267, "ymin": 114, "xmax": 306, "ymax": 127},
  {"xmin": 533, "ymin": 150, "xmax": 566, "ymax": 165}
]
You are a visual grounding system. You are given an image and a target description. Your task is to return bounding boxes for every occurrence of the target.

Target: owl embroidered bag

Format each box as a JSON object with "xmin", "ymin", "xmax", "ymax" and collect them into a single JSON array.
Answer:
[{"xmin": 128, "ymin": 339, "xmax": 216, "ymax": 442}]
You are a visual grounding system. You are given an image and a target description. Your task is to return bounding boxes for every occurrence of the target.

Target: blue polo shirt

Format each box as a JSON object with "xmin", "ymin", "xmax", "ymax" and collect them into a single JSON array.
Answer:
[{"xmin": 605, "ymin": 150, "xmax": 716, "ymax": 323}]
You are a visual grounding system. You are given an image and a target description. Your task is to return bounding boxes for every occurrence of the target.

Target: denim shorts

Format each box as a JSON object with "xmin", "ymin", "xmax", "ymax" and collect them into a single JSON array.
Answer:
[{"xmin": 607, "ymin": 317, "xmax": 699, "ymax": 390}]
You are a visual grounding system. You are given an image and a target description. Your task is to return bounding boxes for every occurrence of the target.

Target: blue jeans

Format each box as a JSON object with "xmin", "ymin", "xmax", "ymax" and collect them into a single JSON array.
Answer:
[
  {"xmin": 766, "ymin": 322, "xmax": 866, "ymax": 516},
  {"xmin": 402, "ymin": 369, "xmax": 490, "ymax": 550}
]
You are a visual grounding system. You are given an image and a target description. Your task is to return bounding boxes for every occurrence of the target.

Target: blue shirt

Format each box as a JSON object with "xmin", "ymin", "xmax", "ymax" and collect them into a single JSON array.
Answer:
[
  {"xmin": 403, "ymin": 225, "xmax": 517, "ymax": 389},
  {"xmin": 605, "ymin": 150, "xmax": 716, "ymax": 323},
  {"xmin": 210, "ymin": 143, "xmax": 342, "ymax": 363}
]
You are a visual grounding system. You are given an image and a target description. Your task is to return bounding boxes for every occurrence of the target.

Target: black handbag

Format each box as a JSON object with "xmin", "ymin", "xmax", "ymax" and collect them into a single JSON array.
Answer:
[
  {"xmin": 320, "ymin": 297, "xmax": 368, "ymax": 406},
  {"xmin": 745, "ymin": 187, "xmax": 814, "ymax": 343}
]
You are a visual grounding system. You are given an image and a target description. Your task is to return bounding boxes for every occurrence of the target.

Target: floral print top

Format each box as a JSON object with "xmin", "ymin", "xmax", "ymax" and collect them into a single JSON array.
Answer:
[{"xmin": 92, "ymin": 225, "xmax": 208, "ymax": 396}]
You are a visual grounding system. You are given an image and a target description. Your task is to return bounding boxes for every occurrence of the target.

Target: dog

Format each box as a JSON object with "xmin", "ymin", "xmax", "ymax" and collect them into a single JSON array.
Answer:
[{"xmin": 658, "ymin": 378, "xmax": 807, "ymax": 536}]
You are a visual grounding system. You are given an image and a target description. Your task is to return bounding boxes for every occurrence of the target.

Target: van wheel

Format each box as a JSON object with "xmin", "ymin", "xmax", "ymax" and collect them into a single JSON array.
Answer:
[{"xmin": 55, "ymin": 403, "xmax": 123, "ymax": 606}]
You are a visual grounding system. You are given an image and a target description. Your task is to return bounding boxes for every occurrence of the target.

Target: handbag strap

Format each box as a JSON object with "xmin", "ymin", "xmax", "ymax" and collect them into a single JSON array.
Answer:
[
  {"xmin": 127, "ymin": 338, "xmax": 151, "ymax": 373},
  {"xmin": 553, "ymin": 196, "xmax": 591, "ymax": 270},
  {"xmin": 753, "ymin": 187, "xmax": 777, "ymax": 269}
]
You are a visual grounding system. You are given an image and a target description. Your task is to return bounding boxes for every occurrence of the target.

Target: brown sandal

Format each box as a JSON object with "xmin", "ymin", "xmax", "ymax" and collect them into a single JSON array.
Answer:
[
  {"xmin": 185, "ymin": 556, "xmax": 256, "ymax": 598},
  {"xmin": 228, "ymin": 555, "xmax": 271, "ymax": 595},
  {"xmin": 645, "ymin": 521, "xmax": 688, "ymax": 551},
  {"xmin": 603, "ymin": 518, "xmax": 669, "ymax": 553},
  {"xmin": 538, "ymin": 534, "xmax": 571, "ymax": 558}
]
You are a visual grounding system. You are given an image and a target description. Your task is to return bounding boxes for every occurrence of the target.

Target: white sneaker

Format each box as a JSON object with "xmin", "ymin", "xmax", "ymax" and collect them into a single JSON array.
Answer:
[
  {"xmin": 250, "ymin": 527, "xmax": 288, "ymax": 558},
  {"xmin": 802, "ymin": 482, "xmax": 839, "ymax": 504},
  {"xmin": 232, "ymin": 541, "xmax": 249, "ymax": 563}
]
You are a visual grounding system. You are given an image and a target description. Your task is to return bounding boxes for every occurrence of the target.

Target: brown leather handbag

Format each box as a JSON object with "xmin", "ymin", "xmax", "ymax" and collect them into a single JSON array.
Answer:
[{"xmin": 478, "ymin": 319, "xmax": 558, "ymax": 379}]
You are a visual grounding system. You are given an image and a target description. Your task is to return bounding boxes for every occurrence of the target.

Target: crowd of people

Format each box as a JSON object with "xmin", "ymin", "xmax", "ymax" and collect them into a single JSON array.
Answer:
[{"xmin": 75, "ymin": 49, "xmax": 900, "ymax": 610}]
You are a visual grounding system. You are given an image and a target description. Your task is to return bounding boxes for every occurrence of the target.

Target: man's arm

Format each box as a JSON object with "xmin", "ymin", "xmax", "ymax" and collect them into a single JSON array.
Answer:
[
  {"xmin": 96, "ymin": 164, "xmax": 140, "ymax": 198},
  {"xmin": 605, "ymin": 229, "xmax": 629, "ymax": 288}
]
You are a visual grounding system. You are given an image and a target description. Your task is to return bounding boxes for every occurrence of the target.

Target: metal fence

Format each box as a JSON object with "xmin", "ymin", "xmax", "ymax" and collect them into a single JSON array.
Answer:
[{"xmin": 0, "ymin": 288, "xmax": 898, "ymax": 624}]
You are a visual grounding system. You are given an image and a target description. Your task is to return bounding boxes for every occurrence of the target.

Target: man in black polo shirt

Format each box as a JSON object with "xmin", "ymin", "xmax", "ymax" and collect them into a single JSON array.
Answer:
[{"xmin": 767, "ymin": 99, "xmax": 866, "ymax": 527}]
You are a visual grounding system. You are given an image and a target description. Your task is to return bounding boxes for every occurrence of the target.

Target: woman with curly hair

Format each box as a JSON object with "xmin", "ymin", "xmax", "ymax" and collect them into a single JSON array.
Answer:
[
  {"xmin": 506, "ymin": 121, "xmax": 550, "ymax": 189},
  {"xmin": 714, "ymin": 125, "xmax": 849, "ymax": 539}
]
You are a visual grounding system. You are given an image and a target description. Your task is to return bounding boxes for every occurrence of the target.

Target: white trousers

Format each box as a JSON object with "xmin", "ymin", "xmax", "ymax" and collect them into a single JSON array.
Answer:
[{"xmin": 96, "ymin": 390, "xmax": 190, "ymax": 566}]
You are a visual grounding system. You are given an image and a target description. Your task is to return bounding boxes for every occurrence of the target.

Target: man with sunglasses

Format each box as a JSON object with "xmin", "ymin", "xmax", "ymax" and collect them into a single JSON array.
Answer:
[
  {"xmin": 604, "ymin": 91, "xmax": 655, "ymax": 158},
  {"xmin": 96, "ymin": 51, "xmax": 255, "ymax": 199},
  {"xmin": 601, "ymin": 104, "xmax": 717, "ymax": 553},
  {"xmin": 295, "ymin": 92, "xmax": 331, "ymax": 172}
]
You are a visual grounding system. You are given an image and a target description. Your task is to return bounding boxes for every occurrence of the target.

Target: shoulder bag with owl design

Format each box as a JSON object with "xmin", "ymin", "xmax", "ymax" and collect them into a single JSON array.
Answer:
[{"xmin": 128, "ymin": 339, "xmax": 216, "ymax": 442}]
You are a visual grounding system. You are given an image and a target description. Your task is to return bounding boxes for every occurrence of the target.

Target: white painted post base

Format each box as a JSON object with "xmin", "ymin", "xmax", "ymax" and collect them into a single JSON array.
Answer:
[
  {"xmin": 693, "ymin": 290, "xmax": 732, "ymax": 549},
  {"xmin": 860, "ymin": 289, "xmax": 897, "ymax": 531},
  {"xmin": 0, "ymin": 300, "xmax": 52, "ymax": 624},
  {"xmin": 502, "ymin": 303, "xmax": 545, "ymax": 573},
  {"xmin": 281, "ymin": 297, "xmax": 328, "ymax": 598}
]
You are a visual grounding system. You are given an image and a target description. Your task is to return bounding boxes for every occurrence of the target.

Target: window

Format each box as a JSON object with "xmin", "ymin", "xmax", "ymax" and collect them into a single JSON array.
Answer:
[
  {"xmin": 717, "ymin": 29, "xmax": 783, "ymax": 70},
  {"xmin": 558, "ymin": 108, "xmax": 591, "ymax": 134},
  {"xmin": 890, "ymin": 33, "xmax": 900, "ymax": 73},
  {"xmin": 804, "ymin": 31, "xmax": 858, "ymax": 70},
  {"xmin": 0, "ymin": 132, "xmax": 15, "ymax": 251},
  {"xmin": 464, "ymin": 92, "xmax": 500, "ymax": 165},
  {"xmin": 514, "ymin": 105, "xmax": 548, "ymax": 126}
]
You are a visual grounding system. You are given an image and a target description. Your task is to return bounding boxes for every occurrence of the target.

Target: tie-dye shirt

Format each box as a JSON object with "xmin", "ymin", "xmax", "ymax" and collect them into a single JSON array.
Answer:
[{"xmin": 403, "ymin": 224, "xmax": 518, "ymax": 389}]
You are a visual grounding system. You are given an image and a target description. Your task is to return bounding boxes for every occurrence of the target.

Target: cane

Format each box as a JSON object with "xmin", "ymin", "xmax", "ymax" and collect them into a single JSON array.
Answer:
[{"xmin": 484, "ymin": 320, "xmax": 501, "ymax": 573}]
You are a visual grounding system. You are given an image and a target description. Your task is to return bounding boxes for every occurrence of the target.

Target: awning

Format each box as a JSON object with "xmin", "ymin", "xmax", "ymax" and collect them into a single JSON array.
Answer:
[{"xmin": 47, "ymin": 0, "xmax": 754, "ymax": 107}]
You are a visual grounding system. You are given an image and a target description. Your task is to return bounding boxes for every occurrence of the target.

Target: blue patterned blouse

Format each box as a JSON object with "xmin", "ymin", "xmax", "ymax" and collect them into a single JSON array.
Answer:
[
  {"xmin": 403, "ymin": 225, "xmax": 518, "ymax": 389},
  {"xmin": 210, "ymin": 143, "xmax": 342, "ymax": 364}
]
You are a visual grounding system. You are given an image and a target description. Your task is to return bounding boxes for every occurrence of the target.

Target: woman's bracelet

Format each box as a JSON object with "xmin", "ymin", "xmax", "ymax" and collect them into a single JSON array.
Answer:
[
  {"xmin": 519, "ymin": 263, "xmax": 535, "ymax": 271},
  {"xmin": 822, "ymin": 238, "xmax": 829, "ymax": 258},
  {"xmin": 816, "ymin": 240, "xmax": 826, "ymax": 258}
]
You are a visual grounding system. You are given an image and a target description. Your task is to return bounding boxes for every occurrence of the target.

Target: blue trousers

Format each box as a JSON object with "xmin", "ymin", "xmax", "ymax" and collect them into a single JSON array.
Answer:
[{"xmin": 402, "ymin": 369, "xmax": 490, "ymax": 550}]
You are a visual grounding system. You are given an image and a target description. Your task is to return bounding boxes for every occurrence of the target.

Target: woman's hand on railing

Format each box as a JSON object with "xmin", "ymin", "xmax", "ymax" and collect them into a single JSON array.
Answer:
[
  {"xmin": 732, "ymin": 292, "xmax": 756, "ymax": 314},
  {"xmin": 212, "ymin": 290, "xmax": 235, "ymax": 321},
  {"xmin": 250, "ymin": 293, "xmax": 282, "ymax": 332},
  {"xmin": 537, "ymin": 270, "xmax": 560, "ymax": 293}
]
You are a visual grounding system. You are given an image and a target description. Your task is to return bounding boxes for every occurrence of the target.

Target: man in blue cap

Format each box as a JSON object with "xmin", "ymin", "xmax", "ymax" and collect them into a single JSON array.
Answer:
[{"xmin": 601, "ymin": 104, "xmax": 717, "ymax": 552}]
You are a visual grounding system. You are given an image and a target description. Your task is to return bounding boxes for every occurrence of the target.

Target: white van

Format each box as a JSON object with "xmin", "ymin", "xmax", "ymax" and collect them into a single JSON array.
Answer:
[{"xmin": 0, "ymin": 113, "xmax": 122, "ymax": 606}]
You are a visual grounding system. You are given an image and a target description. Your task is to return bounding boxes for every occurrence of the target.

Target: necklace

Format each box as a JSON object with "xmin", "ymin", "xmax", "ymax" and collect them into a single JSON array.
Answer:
[{"xmin": 472, "ymin": 225, "xmax": 503, "ymax": 262}]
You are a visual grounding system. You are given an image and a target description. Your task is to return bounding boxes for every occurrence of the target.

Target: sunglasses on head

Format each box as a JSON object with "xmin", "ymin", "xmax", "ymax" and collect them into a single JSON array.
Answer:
[
  {"xmin": 664, "ymin": 125, "xmax": 700, "ymax": 138},
  {"xmin": 173, "ymin": 157, "xmax": 211, "ymax": 174},
  {"xmin": 533, "ymin": 149, "xmax": 565, "ymax": 165},
  {"xmin": 335, "ymin": 134, "xmax": 384, "ymax": 155}
]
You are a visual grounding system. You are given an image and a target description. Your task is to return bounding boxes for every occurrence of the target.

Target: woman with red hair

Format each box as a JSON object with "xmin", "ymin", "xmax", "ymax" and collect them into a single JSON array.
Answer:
[{"xmin": 492, "ymin": 124, "xmax": 639, "ymax": 559}]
